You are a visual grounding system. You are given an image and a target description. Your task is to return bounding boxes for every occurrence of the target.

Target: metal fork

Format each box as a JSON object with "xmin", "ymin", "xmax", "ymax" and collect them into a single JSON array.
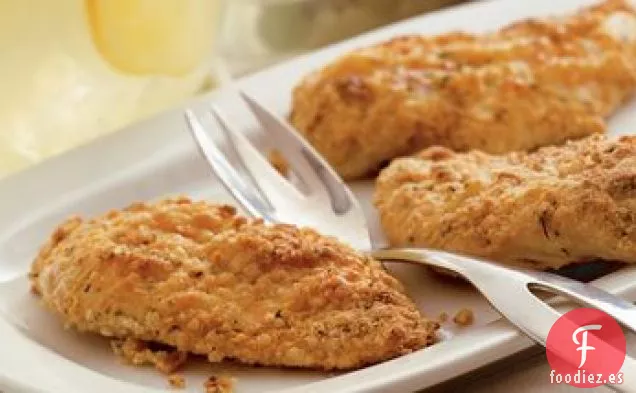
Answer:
[{"xmin": 185, "ymin": 93, "xmax": 636, "ymax": 391}]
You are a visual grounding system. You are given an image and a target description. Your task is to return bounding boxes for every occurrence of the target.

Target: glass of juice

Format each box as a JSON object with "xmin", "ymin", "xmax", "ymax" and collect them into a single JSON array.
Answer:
[{"xmin": 0, "ymin": 0, "xmax": 225, "ymax": 178}]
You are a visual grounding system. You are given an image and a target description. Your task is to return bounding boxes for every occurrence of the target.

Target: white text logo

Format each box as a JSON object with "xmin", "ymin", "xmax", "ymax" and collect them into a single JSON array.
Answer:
[{"xmin": 572, "ymin": 324, "xmax": 602, "ymax": 368}]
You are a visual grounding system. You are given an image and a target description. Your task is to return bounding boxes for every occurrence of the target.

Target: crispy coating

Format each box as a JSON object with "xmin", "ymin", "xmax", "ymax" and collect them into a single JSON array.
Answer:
[
  {"xmin": 268, "ymin": 149, "xmax": 290, "ymax": 177},
  {"xmin": 204, "ymin": 376, "xmax": 234, "ymax": 393},
  {"xmin": 291, "ymin": 0, "xmax": 636, "ymax": 179},
  {"xmin": 168, "ymin": 374, "xmax": 186, "ymax": 389},
  {"xmin": 375, "ymin": 134, "xmax": 636, "ymax": 270},
  {"xmin": 452, "ymin": 309, "xmax": 475, "ymax": 327},
  {"xmin": 30, "ymin": 197, "xmax": 437, "ymax": 370},
  {"xmin": 111, "ymin": 338, "xmax": 188, "ymax": 374}
]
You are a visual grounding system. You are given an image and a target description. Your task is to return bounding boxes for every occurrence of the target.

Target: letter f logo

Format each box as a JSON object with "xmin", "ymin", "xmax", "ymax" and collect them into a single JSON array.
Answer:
[{"xmin": 572, "ymin": 324, "xmax": 602, "ymax": 368}]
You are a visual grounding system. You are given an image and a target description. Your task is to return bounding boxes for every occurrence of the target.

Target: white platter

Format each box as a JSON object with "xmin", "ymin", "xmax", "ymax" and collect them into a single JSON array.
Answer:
[{"xmin": 2, "ymin": 0, "xmax": 636, "ymax": 392}]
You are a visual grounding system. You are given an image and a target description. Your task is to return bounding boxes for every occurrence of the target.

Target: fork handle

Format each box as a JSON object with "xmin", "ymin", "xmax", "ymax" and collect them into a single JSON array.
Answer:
[{"xmin": 373, "ymin": 248, "xmax": 636, "ymax": 392}]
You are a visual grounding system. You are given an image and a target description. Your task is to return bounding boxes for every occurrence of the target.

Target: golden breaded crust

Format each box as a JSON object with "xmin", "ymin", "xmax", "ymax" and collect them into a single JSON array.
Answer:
[
  {"xmin": 291, "ymin": 0, "xmax": 636, "ymax": 179},
  {"xmin": 375, "ymin": 134, "xmax": 636, "ymax": 270},
  {"xmin": 111, "ymin": 338, "xmax": 188, "ymax": 374},
  {"xmin": 30, "ymin": 197, "xmax": 437, "ymax": 370}
]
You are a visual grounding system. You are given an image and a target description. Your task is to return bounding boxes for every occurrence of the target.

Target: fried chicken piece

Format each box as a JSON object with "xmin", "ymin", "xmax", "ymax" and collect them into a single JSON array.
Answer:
[
  {"xmin": 453, "ymin": 309, "xmax": 474, "ymax": 327},
  {"xmin": 375, "ymin": 134, "xmax": 636, "ymax": 270},
  {"xmin": 111, "ymin": 338, "xmax": 188, "ymax": 374},
  {"xmin": 204, "ymin": 376, "xmax": 234, "ymax": 393},
  {"xmin": 168, "ymin": 374, "xmax": 186, "ymax": 389},
  {"xmin": 30, "ymin": 197, "xmax": 437, "ymax": 370},
  {"xmin": 268, "ymin": 149, "xmax": 290, "ymax": 177},
  {"xmin": 291, "ymin": 0, "xmax": 636, "ymax": 179}
]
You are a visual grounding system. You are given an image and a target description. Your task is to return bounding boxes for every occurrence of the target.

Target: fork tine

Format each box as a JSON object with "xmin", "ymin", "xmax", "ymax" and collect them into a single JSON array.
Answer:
[
  {"xmin": 240, "ymin": 92, "xmax": 354, "ymax": 215},
  {"xmin": 209, "ymin": 106, "xmax": 306, "ymax": 213},
  {"xmin": 184, "ymin": 110, "xmax": 275, "ymax": 222},
  {"xmin": 240, "ymin": 94, "xmax": 326, "ymax": 195}
]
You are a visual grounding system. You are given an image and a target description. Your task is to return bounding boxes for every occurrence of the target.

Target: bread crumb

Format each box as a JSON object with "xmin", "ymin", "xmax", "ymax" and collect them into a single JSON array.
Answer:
[
  {"xmin": 204, "ymin": 375, "xmax": 235, "ymax": 393},
  {"xmin": 268, "ymin": 149, "xmax": 289, "ymax": 177},
  {"xmin": 30, "ymin": 284, "xmax": 41, "ymax": 296},
  {"xmin": 111, "ymin": 338, "xmax": 188, "ymax": 374},
  {"xmin": 453, "ymin": 308, "xmax": 474, "ymax": 327},
  {"xmin": 438, "ymin": 311, "xmax": 448, "ymax": 323},
  {"xmin": 168, "ymin": 374, "xmax": 186, "ymax": 389}
]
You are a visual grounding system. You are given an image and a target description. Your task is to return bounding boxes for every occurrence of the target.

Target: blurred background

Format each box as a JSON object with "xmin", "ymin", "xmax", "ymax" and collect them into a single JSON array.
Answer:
[{"xmin": 0, "ymin": 0, "xmax": 464, "ymax": 180}]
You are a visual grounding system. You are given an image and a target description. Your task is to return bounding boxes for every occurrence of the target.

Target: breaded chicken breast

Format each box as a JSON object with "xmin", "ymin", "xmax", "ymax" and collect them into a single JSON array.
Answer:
[
  {"xmin": 30, "ymin": 197, "xmax": 437, "ymax": 370},
  {"xmin": 291, "ymin": 0, "xmax": 636, "ymax": 179},
  {"xmin": 375, "ymin": 134, "xmax": 636, "ymax": 270}
]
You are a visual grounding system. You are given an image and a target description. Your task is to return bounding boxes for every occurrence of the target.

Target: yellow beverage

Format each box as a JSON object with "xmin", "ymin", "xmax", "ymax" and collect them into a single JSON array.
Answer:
[
  {"xmin": 0, "ymin": 0, "xmax": 221, "ymax": 178},
  {"xmin": 87, "ymin": 0, "xmax": 219, "ymax": 76}
]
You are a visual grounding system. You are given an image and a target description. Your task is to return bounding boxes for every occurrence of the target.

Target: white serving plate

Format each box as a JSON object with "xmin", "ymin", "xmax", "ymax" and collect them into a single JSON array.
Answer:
[{"xmin": 2, "ymin": 0, "xmax": 636, "ymax": 392}]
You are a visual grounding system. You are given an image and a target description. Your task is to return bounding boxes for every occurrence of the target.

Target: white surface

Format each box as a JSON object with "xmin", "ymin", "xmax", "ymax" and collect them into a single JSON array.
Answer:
[{"xmin": 1, "ymin": 0, "xmax": 636, "ymax": 392}]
